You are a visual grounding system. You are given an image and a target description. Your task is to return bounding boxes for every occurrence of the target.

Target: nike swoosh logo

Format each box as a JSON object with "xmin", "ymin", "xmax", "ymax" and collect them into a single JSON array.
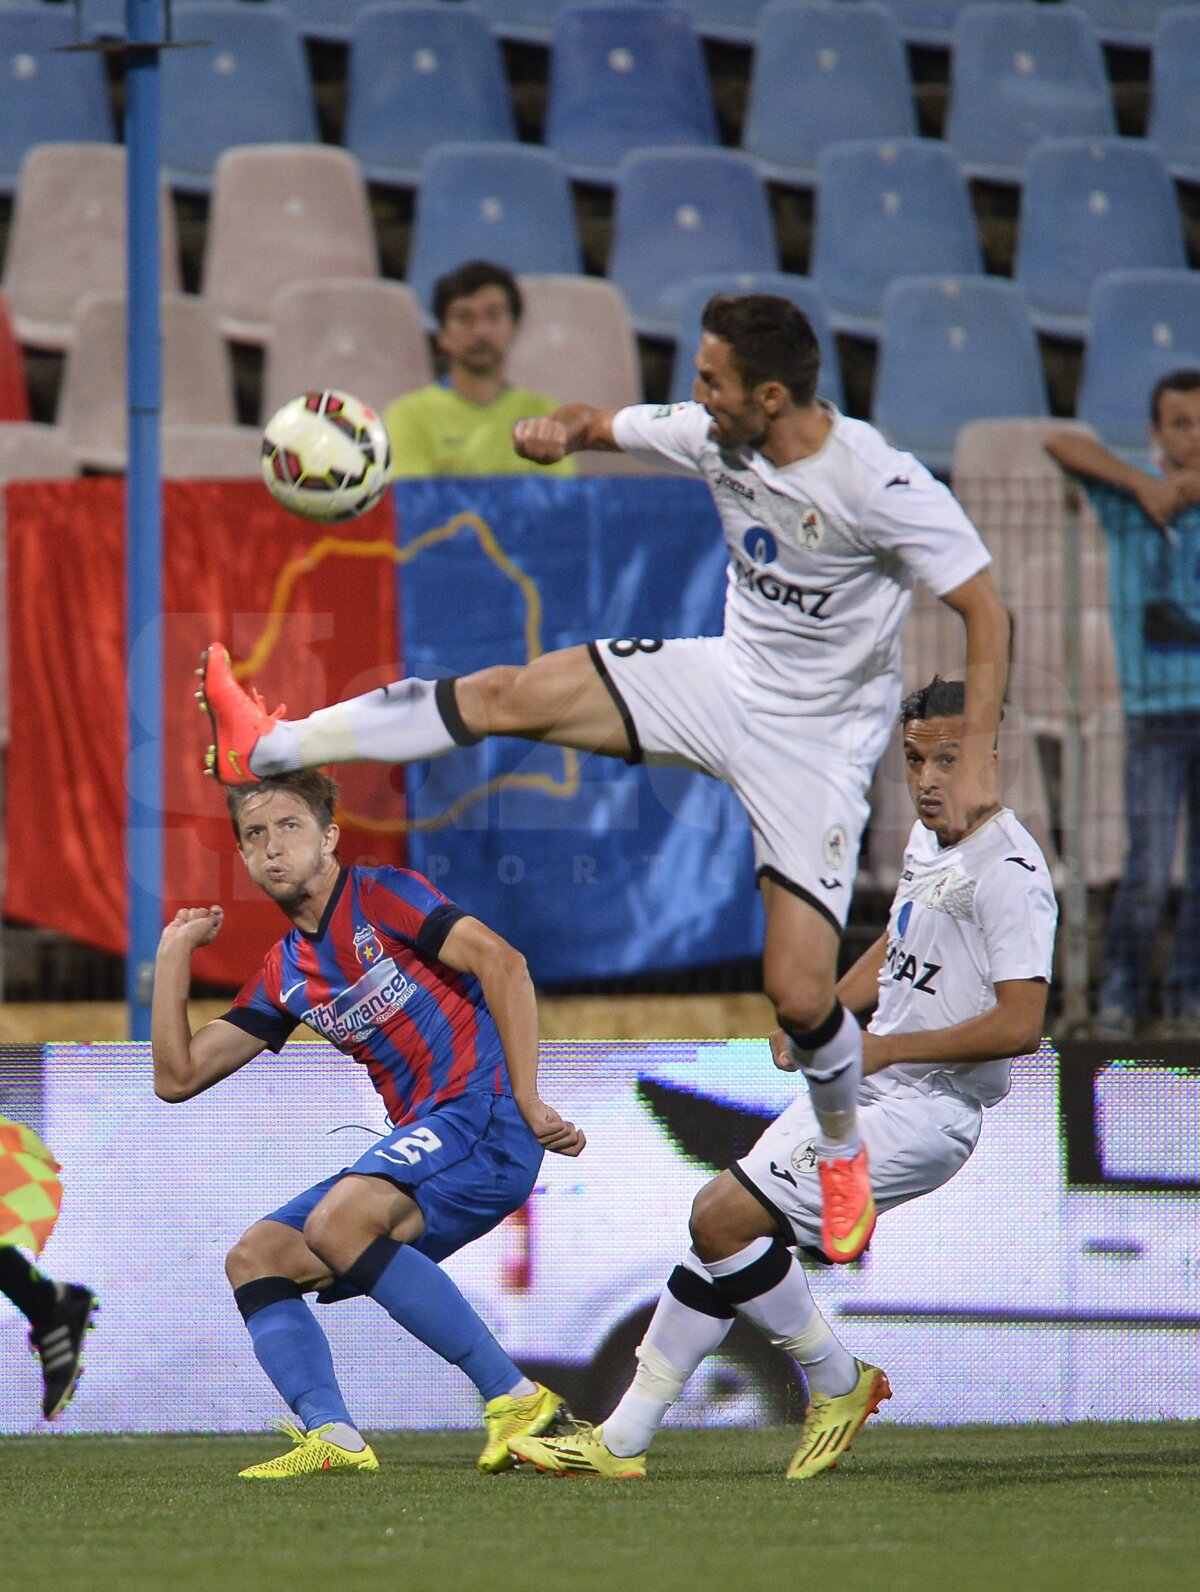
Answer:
[
  {"xmin": 226, "ymin": 749, "xmax": 246, "ymax": 778},
  {"xmin": 282, "ymin": 980, "xmax": 306, "ymax": 1002}
]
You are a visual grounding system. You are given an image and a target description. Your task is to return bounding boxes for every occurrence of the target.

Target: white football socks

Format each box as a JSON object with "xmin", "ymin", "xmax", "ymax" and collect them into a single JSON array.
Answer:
[
  {"xmin": 733, "ymin": 1255, "xmax": 857, "ymax": 1397},
  {"xmin": 321, "ymin": 1421, "xmax": 366, "ymax": 1452},
  {"xmin": 786, "ymin": 1003, "xmax": 864, "ymax": 1159},
  {"xmin": 249, "ymin": 678, "xmax": 464, "ymax": 777}
]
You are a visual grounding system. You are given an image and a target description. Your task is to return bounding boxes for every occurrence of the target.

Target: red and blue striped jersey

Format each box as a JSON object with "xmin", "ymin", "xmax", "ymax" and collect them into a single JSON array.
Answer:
[{"xmin": 221, "ymin": 866, "xmax": 509, "ymax": 1127}]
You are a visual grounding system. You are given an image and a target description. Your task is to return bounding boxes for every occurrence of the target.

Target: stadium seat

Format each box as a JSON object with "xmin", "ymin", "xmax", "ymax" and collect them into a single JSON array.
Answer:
[
  {"xmin": 344, "ymin": 4, "xmax": 517, "ymax": 190},
  {"xmin": 471, "ymin": 0, "xmax": 580, "ymax": 47},
  {"xmin": 608, "ymin": 148, "xmax": 779, "ymax": 340},
  {"xmin": 57, "ymin": 292, "xmax": 240, "ymax": 471},
  {"xmin": 1076, "ymin": 271, "xmax": 1200, "ymax": 461},
  {"xmin": 203, "ymin": 145, "xmax": 380, "ymax": 344},
  {"xmin": 811, "ymin": 140, "xmax": 982, "ymax": 339},
  {"xmin": 945, "ymin": 4, "xmax": 1115, "ymax": 183},
  {"xmin": 1014, "ymin": 140, "xmax": 1186, "ymax": 340},
  {"xmin": 1074, "ymin": 0, "xmax": 1170, "ymax": 49},
  {"xmin": 508, "ymin": 276, "xmax": 641, "ymax": 412},
  {"xmin": 262, "ymin": 278, "xmax": 433, "ymax": 421},
  {"xmin": 76, "ymin": 0, "xmax": 127, "ymax": 37},
  {"xmin": 881, "ymin": 0, "xmax": 1025, "ymax": 49},
  {"xmin": 673, "ymin": 0, "xmax": 772, "ymax": 46},
  {"xmin": 667, "ymin": 270, "xmax": 843, "ymax": 410},
  {"xmin": 0, "ymin": 423, "xmax": 76, "ymax": 481},
  {"xmin": 2, "ymin": 145, "xmax": 181, "ymax": 351},
  {"xmin": 0, "ymin": 5, "xmax": 114, "ymax": 195},
  {"xmin": 160, "ymin": 424, "xmax": 265, "ymax": 479},
  {"xmin": 406, "ymin": 144, "xmax": 582, "ymax": 317},
  {"xmin": 1147, "ymin": 7, "xmax": 1200, "ymax": 185},
  {"xmin": 160, "ymin": 3, "xmax": 319, "ymax": 193},
  {"xmin": 545, "ymin": 4, "xmax": 718, "ymax": 185},
  {"xmin": 873, "ymin": 277, "xmax": 1049, "ymax": 476},
  {"xmin": 743, "ymin": 3, "xmax": 917, "ymax": 188},
  {"xmin": 268, "ymin": 0, "xmax": 388, "ymax": 45},
  {"xmin": 0, "ymin": 293, "xmax": 30, "ymax": 421}
]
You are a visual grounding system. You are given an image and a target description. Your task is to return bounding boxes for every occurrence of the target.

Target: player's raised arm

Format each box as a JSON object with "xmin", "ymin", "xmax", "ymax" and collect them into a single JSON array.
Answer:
[
  {"xmin": 437, "ymin": 915, "xmax": 585, "ymax": 1157},
  {"xmin": 512, "ymin": 403, "xmax": 621, "ymax": 463},
  {"xmin": 861, "ymin": 978, "xmax": 1048, "ymax": 1076},
  {"xmin": 151, "ymin": 907, "xmax": 266, "ymax": 1102},
  {"xmin": 936, "ymin": 566, "xmax": 1011, "ymax": 813}
]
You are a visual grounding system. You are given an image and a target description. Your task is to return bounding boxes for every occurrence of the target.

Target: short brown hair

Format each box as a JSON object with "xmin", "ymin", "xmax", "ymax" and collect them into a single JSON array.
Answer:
[
  {"xmin": 226, "ymin": 770, "xmax": 341, "ymax": 844},
  {"xmin": 700, "ymin": 293, "xmax": 821, "ymax": 405},
  {"xmin": 433, "ymin": 260, "xmax": 522, "ymax": 327},
  {"xmin": 1151, "ymin": 368, "xmax": 1200, "ymax": 425}
]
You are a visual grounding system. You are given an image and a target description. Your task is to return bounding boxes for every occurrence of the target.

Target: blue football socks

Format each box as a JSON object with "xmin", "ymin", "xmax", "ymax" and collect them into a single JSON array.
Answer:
[{"xmin": 234, "ymin": 1280, "xmax": 356, "ymax": 1434}]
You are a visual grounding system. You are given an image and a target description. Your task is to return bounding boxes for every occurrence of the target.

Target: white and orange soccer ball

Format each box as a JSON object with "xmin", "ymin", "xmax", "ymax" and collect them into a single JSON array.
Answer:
[{"xmin": 260, "ymin": 389, "xmax": 391, "ymax": 523}]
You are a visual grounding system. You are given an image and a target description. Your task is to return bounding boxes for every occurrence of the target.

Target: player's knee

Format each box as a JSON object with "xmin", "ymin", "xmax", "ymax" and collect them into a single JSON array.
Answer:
[
  {"xmin": 225, "ymin": 1232, "xmax": 265, "ymax": 1289},
  {"xmin": 767, "ymin": 984, "xmax": 830, "ymax": 1036},
  {"xmin": 462, "ymin": 665, "xmax": 527, "ymax": 736}
]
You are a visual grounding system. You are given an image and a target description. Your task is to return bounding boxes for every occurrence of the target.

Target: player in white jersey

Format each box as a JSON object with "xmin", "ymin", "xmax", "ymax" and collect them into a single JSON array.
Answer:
[
  {"xmin": 509, "ymin": 677, "xmax": 1057, "ymax": 1481},
  {"xmin": 199, "ymin": 295, "xmax": 1011, "ymax": 1265}
]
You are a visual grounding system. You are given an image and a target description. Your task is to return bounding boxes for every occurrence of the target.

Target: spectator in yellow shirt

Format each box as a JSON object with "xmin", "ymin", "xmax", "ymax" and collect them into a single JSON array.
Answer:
[{"xmin": 386, "ymin": 261, "xmax": 575, "ymax": 478}]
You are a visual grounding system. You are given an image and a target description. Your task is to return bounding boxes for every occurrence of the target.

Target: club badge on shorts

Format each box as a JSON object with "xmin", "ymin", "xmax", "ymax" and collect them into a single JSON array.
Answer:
[{"xmin": 823, "ymin": 824, "xmax": 848, "ymax": 872}]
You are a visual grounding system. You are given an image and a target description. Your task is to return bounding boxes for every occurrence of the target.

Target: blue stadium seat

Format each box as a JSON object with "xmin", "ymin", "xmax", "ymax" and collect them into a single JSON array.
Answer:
[
  {"xmin": 1015, "ymin": 138, "xmax": 1186, "ymax": 339},
  {"xmin": 545, "ymin": 4, "xmax": 717, "ymax": 185},
  {"xmin": 0, "ymin": 6, "xmax": 113, "ymax": 195},
  {"xmin": 1078, "ymin": 270, "xmax": 1200, "ymax": 457},
  {"xmin": 269, "ymin": 0, "xmax": 391, "ymax": 45},
  {"xmin": 743, "ymin": 2, "xmax": 916, "ymax": 188},
  {"xmin": 873, "ymin": 277, "xmax": 1049, "ymax": 476},
  {"xmin": 945, "ymin": 4, "xmax": 1115, "ymax": 183},
  {"xmin": 880, "ymin": 0, "xmax": 1024, "ymax": 49},
  {"xmin": 1148, "ymin": 6, "xmax": 1200, "ymax": 184},
  {"xmin": 161, "ymin": 4, "xmax": 318, "ymax": 193},
  {"xmin": 471, "ymin": 0, "xmax": 591, "ymax": 47},
  {"xmin": 811, "ymin": 139, "xmax": 982, "ymax": 339},
  {"xmin": 344, "ymin": 4, "xmax": 517, "ymax": 190},
  {"xmin": 406, "ymin": 144, "xmax": 583, "ymax": 315},
  {"xmin": 674, "ymin": 0, "xmax": 772, "ymax": 46},
  {"xmin": 668, "ymin": 271, "xmax": 843, "ymax": 409},
  {"xmin": 1074, "ymin": 0, "xmax": 1170, "ymax": 49},
  {"xmin": 608, "ymin": 148, "xmax": 779, "ymax": 340},
  {"xmin": 76, "ymin": 0, "xmax": 127, "ymax": 36}
]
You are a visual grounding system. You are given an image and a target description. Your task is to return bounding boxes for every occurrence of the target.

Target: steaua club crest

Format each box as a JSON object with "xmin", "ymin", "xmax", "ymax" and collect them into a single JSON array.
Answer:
[{"xmin": 353, "ymin": 924, "xmax": 385, "ymax": 968}]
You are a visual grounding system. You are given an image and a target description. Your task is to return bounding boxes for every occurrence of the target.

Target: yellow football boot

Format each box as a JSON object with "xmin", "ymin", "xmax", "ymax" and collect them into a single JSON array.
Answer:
[
  {"xmin": 786, "ymin": 1360, "xmax": 892, "ymax": 1480},
  {"xmin": 238, "ymin": 1419, "xmax": 379, "ymax": 1479},
  {"xmin": 478, "ymin": 1383, "xmax": 571, "ymax": 1474},
  {"xmin": 508, "ymin": 1421, "xmax": 646, "ymax": 1479}
]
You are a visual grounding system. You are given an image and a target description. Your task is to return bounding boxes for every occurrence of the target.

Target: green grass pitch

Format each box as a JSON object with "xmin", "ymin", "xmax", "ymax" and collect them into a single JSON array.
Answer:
[{"xmin": 3, "ymin": 1424, "xmax": 1196, "ymax": 1592}]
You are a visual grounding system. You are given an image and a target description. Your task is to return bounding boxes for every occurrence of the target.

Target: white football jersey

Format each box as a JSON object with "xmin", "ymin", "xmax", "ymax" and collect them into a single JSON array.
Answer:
[
  {"xmin": 869, "ymin": 808, "xmax": 1058, "ymax": 1106},
  {"xmin": 611, "ymin": 401, "xmax": 991, "ymax": 767}
]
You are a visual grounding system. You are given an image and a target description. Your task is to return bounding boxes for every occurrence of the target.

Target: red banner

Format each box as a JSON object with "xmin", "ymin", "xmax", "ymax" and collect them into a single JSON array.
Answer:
[{"xmin": 5, "ymin": 479, "xmax": 406, "ymax": 986}]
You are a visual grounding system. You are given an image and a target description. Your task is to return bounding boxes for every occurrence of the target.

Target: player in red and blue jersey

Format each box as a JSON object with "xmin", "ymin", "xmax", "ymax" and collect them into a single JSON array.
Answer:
[{"xmin": 151, "ymin": 770, "xmax": 584, "ymax": 1479}]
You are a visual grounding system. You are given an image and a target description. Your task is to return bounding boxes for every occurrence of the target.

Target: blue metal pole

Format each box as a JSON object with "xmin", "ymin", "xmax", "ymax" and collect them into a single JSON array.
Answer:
[{"xmin": 125, "ymin": 0, "xmax": 163, "ymax": 1038}]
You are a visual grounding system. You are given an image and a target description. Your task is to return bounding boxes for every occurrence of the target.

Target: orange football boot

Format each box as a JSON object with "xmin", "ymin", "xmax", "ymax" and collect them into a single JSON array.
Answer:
[
  {"xmin": 817, "ymin": 1145, "xmax": 876, "ymax": 1263},
  {"xmin": 196, "ymin": 643, "xmax": 286, "ymax": 785}
]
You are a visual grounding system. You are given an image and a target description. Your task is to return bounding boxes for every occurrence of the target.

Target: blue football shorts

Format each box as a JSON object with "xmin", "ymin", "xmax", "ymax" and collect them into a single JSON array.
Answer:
[{"xmin": 264, "ymin": 1091, "xmax": 542, "ymax": 1298}]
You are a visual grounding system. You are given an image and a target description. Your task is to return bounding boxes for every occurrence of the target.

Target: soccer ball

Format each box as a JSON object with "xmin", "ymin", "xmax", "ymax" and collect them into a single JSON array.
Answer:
[{"xmin": 260, "ymin": 390, "xmax": 392, "ymax": 523}]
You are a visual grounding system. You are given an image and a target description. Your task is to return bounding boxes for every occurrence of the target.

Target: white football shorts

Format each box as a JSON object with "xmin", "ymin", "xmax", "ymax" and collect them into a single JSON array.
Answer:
[
  {"xmin": 733, "ymin": 1080, "xmax": 982, "ymax": 1250},
  {"xmin": 588, "ymin": 634, "xmax": 872, "ymax": 929}
]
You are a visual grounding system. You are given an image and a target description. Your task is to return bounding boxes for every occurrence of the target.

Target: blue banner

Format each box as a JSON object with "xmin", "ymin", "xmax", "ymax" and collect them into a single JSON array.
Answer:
[{"xmin": 393, "ymin": 478, "xmax": 763, "ymax": 982}]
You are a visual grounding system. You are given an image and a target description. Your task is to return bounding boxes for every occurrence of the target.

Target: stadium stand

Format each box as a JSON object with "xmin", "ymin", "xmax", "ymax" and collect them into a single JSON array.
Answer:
[
  {"xmin": 0, "ymin": 295, "xmax": 30, "ymax": 422},
  {"xmin": 507, "ymin": 274, "xmax": 642, "ymax": 413},
  {"xmin": 1077, "ymin": 269, "xmax": 1200, "ymax": 461},
  {"xmin": 675, "ymin": 0, "xmax": 772, "ymax": 47},
  {"xmin": 742, "ymin": 2, "xmax": 917, "ymax": 189},
  {"xmin": 944, "ymin": 3, "xmax": 1116, "ymax": 183},
  {"xmin": 1146, "ymin": 5, "xmax": 1200, "ymax": 184},
  {"xmin": 812, "ymin": 139, "xmax": 983, "ymax": 340},
  {"xmin": 883, "ymin": 0, "xmax": 1025, "ymax": 49},
  {"xmin": 0, "ymin": 4, "xmax": 113, "ymax": 195},
  {"xmin": 261, "ymin": 278, "xmax": 433, "ymax": 421},
  {"xmin": 344, "ymin": 4, "xmax": 517, "ymax": 191},
  {"xmin": 160, "ymin": 3, "xmax": 319, "ymax": 193},
  {"xmin": 405, "ymin": 143, "xmax": 583, "ymax": 315},
  {"xmin": 545, "ymin": 3, "xmax": 718, "ymax": 186},
  {"xmin": 873, "ymin": 276, "xmax": 1049, "ymax": 475},
  {"xmin": 202, "ymin": 144, "xmax": 380, "ymax": 344},
  {"xmin": 57, "ymin": 292, "xmax": 243, "ymax": 471},
  {"xmin": 0, "ymin": 422, "xmax": 75, "ymax": 481},
  {"xmin": 1074, "ymin": 0, "xmax": 1172, "ymax": 49},
  {"xmin": 667, "ymin": 270, "xmax": 843, "ymax": 410},
  {"xmin": 608, "ymin": 147, "xmax": 779, "ymax": 340},
  {"xmin": 470, "ymin": 0, "xmax": 577, "ymax": 47},
  {"xmin": 267, "ymin": 0, "xmax": 382, "ymax": 45},
  {"xmin": 2, "ymin": 144, "xmax": 181, "ymax": 351},
  {"xmin": 159, "ymin": 423, "xmax": 265, "ymax": 479},
  {"xmin": 1014, "ymin": 137, "xmax": 1187, "ymax": 340}
]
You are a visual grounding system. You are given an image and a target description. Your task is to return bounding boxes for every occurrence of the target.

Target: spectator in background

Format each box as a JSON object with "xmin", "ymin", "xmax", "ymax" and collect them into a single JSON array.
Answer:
[
  {"xmin": 386, "ymin": 260, "xmax": 575, "ymax": 479},
  {"xmin": 1046, "ymin": 370, "xmax": 1200, "ymax": 1038}
]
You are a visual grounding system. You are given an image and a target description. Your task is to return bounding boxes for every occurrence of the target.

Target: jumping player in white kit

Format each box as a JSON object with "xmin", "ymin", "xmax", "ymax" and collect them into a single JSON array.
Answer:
[
  {"xmin": 199, "ymin": 295, "xmax": 1012, "ymax": 1266},
  {"xmin": 509, "ymin": 676, "xmax": 1058, "ymax": 1481}
]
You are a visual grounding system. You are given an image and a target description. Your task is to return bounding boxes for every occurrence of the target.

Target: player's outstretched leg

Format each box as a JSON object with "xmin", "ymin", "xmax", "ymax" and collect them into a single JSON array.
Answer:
[
  {"xmin": 508, "ymin": 1420, "xmax": 647, "ymax": 1479},
  {"xmin": 197, "ymin": 643, "xmax": 472, "ymax": 786},
  {"xmin": 27, "ymin": 1281, "xmax": 99, "ymax": 1420},
  {"xmin": 478, "ymin": 1383, "xmax": 573, "ymax": 1474},
  {"xmin": 785, "ymin": 1359, "xmax": 892, "ymax": 1480}
]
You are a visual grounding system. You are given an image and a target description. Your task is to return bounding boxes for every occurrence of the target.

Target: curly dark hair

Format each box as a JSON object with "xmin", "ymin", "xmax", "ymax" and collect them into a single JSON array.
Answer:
[{"xmin": 699, "ymin": 293, "xmax": 821, "ymax": 405}]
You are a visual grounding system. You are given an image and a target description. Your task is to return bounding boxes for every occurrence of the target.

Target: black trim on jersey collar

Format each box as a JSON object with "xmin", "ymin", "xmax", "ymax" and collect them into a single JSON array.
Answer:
[
  {"xmin": 585, "ymin": 642, "xmax": 643, "ymax": 764},
  {"xmin": 298, "ymin": 866, "xmax": 349, "ymax": 942},
  {"xmin": 755, "ymin": 865, "xmax": 843, "ymax": 937}
]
